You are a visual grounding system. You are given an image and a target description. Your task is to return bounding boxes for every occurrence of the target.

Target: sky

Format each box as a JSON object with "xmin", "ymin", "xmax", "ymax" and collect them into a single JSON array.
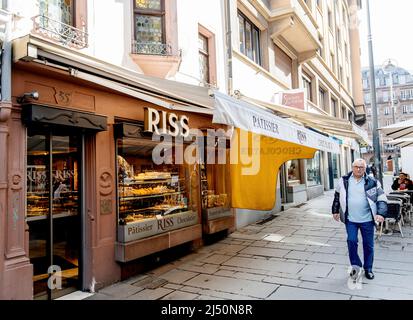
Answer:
[{"xmin": 358, "ymin": 0, "xmax": 413, "ymax": 72}]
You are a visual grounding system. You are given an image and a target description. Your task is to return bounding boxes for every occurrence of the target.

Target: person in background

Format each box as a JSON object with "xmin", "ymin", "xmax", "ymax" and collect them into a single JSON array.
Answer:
[
  {"xmin": 332, "ymin": 159, "xmax": 387, "ymax": 281},
  {"xmin": 391, "ymin": 172, "xmax": 413, "ymax": 191},
  {"xmin": 370, "ymin": 163, "xmax": 377, "ymax": 178}
]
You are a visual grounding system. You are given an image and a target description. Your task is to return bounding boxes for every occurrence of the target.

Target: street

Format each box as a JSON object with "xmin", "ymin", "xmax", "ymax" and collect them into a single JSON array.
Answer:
[{"xmin": 84, "ymin": 190, "xmax": 413, "ymax": 300}]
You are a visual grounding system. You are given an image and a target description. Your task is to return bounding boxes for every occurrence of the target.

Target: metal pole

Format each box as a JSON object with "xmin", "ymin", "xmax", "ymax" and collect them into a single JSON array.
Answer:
[
  {"xmin": 225, "ymin": 0, "xmax": 233, "ymax": 96},
  {"xmin": 366, "ymin": 0, "xmax": 383, "ymax": 185},
  {"xmin": 389, "ymin": 71, "xmax": 400, "ymax": 175}
]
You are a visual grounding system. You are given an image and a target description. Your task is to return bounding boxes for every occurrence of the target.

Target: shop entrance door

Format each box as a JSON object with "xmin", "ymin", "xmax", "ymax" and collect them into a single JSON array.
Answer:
[{"xmin": 26, "ymin": 130, "xmax": 82, "ymax": 300}]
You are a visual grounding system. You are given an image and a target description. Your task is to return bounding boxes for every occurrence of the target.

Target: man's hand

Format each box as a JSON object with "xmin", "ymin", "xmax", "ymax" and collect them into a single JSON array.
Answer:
[
  {"xmin": 375, "ymin": 215, "xmax": 385, "ymax": 223},
  {"xmin": 333, "ymin": 213, "xmax": 340, "ymax": 222}
]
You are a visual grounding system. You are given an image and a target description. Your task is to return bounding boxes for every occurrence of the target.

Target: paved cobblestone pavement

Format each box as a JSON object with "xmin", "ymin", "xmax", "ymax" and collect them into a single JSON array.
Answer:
[{"xmin": 88, "ymin": 191, "xmax": 413, "ymax": 300}]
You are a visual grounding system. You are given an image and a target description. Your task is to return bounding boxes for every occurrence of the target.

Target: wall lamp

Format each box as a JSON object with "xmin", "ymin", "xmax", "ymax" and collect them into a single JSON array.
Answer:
[{"xmin": 17, "ymin": 91, "xmax": 39, "ymax": 104}]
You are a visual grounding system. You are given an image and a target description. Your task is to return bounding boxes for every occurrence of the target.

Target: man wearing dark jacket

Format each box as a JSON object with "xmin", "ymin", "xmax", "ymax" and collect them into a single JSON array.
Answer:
[{"xmin": 332, "ymin": 159, "xmax": 387, "ymax": 281}]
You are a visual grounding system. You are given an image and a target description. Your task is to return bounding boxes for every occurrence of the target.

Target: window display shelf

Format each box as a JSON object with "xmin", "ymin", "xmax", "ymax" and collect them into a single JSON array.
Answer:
[
  {"xmin": 26, "ymin": 211, "xmax": 79, "ymax": 222},
  {"xmin": 122, "ymin": 178, "xmax": 185, "ymax": 186},
  {"xmin": 119, "ymin": 191, "xmax": 183, "ymax": 201}
]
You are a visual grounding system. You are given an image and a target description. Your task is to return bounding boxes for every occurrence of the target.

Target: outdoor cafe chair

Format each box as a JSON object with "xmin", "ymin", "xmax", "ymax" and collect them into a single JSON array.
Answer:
[
  {"xmin": 390, "ymin": 190, "xmax": 413, "ymax": 226},
  {"xmin": 378, "ymin": 199, "xmax": 404, "ymax": 238},
  {"xmin": 387, "ymin": 193, "xmax": 410, "ymax": 226}
]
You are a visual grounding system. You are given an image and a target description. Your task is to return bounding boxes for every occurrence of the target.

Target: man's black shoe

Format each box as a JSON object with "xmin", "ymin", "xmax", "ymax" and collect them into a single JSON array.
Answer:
[{"xmin": 365, "ymin": 271, "xmax": 375, "ymax": 280}]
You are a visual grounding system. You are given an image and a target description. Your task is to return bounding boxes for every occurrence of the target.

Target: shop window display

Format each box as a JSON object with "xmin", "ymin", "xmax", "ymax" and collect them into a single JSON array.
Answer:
[
  {"xmin": 117, "ymin": 136, "xmax": 199, "ymax": 242},
  {"xmin": 286, "ymin": 160, "xmax": 301, "ymax": 185},
  {"xmin": 200, "ymin": 148, "xmax": 231, "ymax": 222},
  {"xmin": 306, "ymin": 151, "xmax": 322, "ymax": 186}
]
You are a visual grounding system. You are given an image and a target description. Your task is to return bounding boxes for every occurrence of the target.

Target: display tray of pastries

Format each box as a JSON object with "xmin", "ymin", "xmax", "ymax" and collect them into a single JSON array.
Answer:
[
  {"xmin": 134, "ymin": 172, "xmax": 172, "ymax": 180},
  {"xmin": 27, "ymin": 207, "xmax": 48, "ymax": 216},
  {"xmin": 121, "ymin": 185, "xmax": 176, "ymax": 197}
]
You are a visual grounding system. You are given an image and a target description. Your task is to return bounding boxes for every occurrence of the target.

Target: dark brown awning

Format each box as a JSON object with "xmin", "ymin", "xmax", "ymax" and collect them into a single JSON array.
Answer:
[{"xmin": 22, "ymin": 104, "xmax": 107, "ymax": 132}]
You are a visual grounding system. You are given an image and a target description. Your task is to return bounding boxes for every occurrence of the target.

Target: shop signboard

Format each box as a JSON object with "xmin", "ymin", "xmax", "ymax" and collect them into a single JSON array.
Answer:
[
  {"xmin": 203, "ymin": 207, "xmax": 232, "ymax": 221},
  {"xmin": 273, "ymin": 89, "xmax": 306, "ymax": 110},
  {"xmin": 118, "ymin": 210, "xmax": 199, "ymax": 242}
]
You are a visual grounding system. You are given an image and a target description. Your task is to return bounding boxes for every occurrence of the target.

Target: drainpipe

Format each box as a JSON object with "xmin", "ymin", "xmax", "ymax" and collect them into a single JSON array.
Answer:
[
  {"xmin": 224, "ymin": 0, "xmax": 233, "ymax": 96},
  {"xmin": 0, "ymin": 0, "xmax": 11, "ymax": 119},
  {"xmin": 0, "ymin": 0, "xmax": 12, "ymax": 299}
]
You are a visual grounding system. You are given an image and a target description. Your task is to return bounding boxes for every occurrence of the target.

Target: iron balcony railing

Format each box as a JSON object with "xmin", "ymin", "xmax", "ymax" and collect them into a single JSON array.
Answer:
[
  {"xmin": 131, "ymin": 40, "xmax": 173, "ymax": 56},
  {"xmin": 32, "ymin": 14, "xmax": 88, "ymax": 49}
]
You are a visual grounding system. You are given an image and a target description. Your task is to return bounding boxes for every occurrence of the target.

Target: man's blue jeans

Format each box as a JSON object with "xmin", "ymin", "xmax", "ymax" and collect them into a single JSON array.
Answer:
[{"xmin": 345, "ymin": 221, "xmax": 375, "ymax": 271}]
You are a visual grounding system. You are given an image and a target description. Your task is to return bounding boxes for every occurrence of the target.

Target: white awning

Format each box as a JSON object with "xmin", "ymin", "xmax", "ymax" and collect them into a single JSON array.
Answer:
[
  {"xmin": 241, "ymin": 95, "xmax": 371, "ymax": 146},
  {"xmin": 213, "ymin": 92, "xmax": 341, "ymax": 154},
  {"xmin": 380, "ymin": 118, "xmax": 413, "ymax": 139},
  {"xmin": 385, "ymin": 137, "xmax": 413, "ymax": 148}
]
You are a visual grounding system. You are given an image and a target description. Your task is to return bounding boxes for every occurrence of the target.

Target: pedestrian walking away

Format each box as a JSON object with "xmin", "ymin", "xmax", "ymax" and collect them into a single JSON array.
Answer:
[{"xmin": 332, "ymin": 159, "xmax": 387, "ymax": 281}]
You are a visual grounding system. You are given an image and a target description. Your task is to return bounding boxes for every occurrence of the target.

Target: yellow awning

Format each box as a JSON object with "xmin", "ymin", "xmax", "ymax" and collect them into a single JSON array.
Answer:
[{"xmin": 230, "ymin": 129, "xmax": 316, "ymax": 210}]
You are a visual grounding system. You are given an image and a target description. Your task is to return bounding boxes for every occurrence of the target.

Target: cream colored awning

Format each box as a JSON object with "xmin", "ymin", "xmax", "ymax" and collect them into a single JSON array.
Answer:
[{"xmin": 242, "ymin": 95, "xmax": 371, "ymax": 145}]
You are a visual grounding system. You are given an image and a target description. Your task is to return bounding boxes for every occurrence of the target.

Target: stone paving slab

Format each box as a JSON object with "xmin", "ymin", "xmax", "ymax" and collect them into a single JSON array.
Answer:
[
  {"xmin": 283, "ymin": 251, "xmax": 313, "ymax": 260},
  {"xmin": 199, "ymin": 290, "xmax": 258, "ymax": 300},
  {"xmin": 183, "ymin": 274, "xmax": 279, "ymax": 299},
  {"xmin": 161, "ymin": 291, "xmax": 199, "ymax": 300},
  {"xmin": 261, "ymin": 276, "xmax": 302, "ymax": 287},
  {"xmin": 298, "ymin": 264, "xmax": 333, "ymax": 278},
  {"xmin": 199, "ymin": 254, "xmax": 233, "ymax": 265},
  {"xmin": 127, "ymin": 288, "xmax": 173, "ymax": 300},
  {"xmin": 222, "ymin": 256, "xmax": 306, "ymax": 274},
  {"xmin": 239, "ymin": 247, "xmax": 290, "ymax": 258},
  {"xmin": 267, "ymin": 286, "xmax": 351, "ymax": 300},
  {"xmin": 178, "ymin": 263, "xmax": 220, "ymax": 275},
  {"xmin": 159, "ymin": 269, "xmax": 199, "ymax": 284},
  {"xmin": 99, "ymin": 283, "xmax": 144, "ymax": 298}
]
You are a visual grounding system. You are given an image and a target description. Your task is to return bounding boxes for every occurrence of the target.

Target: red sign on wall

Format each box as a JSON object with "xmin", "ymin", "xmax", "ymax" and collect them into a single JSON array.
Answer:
[{"xmin": 274, "ymin": 89, "xmax": 306, "ymax": 110}]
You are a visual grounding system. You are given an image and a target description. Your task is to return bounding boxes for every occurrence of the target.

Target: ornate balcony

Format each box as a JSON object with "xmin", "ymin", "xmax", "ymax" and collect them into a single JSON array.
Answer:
[
  {"xmin": 31, "ymin": 15, "xmax": 88, "ymax": 49},
  {"xmin": 130, "ymin": 40, "xmax": 181, "ymax": 78},
  {"xmin": 131, "ymin": 40, "xmax": 173, "ymax": 56}
]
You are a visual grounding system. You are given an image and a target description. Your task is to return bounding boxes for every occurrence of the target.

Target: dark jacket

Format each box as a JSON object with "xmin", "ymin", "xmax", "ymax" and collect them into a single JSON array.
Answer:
[{"xmin": 332, "ymin": 172, "xmax": 388, "ymax": 223}]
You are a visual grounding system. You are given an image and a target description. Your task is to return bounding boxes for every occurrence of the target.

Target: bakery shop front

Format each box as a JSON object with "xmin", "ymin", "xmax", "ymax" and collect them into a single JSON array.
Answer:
[{"xmin": 1, "ymin": 34, "xmax": 235, "ymax": 299}]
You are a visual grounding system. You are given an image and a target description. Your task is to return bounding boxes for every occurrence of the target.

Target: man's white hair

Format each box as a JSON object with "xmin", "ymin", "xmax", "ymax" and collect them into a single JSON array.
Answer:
[{"xmin": 352, "ymin": 158, "xmax": 367, "ymax": 167}]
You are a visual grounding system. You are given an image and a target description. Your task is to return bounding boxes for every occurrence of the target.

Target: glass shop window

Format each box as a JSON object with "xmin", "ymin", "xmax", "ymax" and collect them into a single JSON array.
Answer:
[{"xmin": 117, "ymin": 136, "xmax": 199, "ymax": 243}]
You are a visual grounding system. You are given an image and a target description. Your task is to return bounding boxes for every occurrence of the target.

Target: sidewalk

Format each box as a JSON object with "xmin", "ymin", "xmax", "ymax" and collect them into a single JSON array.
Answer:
[{"xmin": 88, "ymin": 191, "xmax": 413, "ymax": 300}]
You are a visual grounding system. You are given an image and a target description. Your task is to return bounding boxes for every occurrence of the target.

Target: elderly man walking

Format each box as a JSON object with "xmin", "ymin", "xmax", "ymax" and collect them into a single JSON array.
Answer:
[{"xmin": 332, "ymin": 159, "xmax": 387, "ymax": 280}]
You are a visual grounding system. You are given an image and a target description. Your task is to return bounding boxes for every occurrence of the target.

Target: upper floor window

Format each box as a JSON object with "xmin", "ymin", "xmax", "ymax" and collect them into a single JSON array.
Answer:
[
  {"xmin": 330, "ymin": 52, "xmax": 336, "ymax": 73},
  {"xmin": 328, "ymin": 9, "xmax": 333, "ymax": 29},
  {"xmin": 341, "ymin": 106, "xmax": 347, "ymax": 119},
  {"xmin": 319, "ymin": 87, "xmax": 327, "ymax": 111},
  {"xmin": 331, "ymin": 98, "xmax": 338, "ymax": 117},
  {"xmin": 382, "ymin": 91, "xmax": 389, "ymax": 102},
  {"xmin": 384, "ymin": 107, "xmax": 390, "ymax": 115},
  {"xmin": 35, "ymin": 0, "xmax": 88, "ymax": 48},
  {"xmin": 336, "ymin": 28, "xmax": 341, "ymax": 44},
  {"xmin": 39, "ymin": 0, "xmax": 73, "ymax": 26},
  {"xmin": 238, "ymin": 11, "xmax": 261, "ymax": 66},
  {"xmin": 198, "ymin": 34, "xmax": 210, "ymax": 85},
  {"xmin": 133, "ymin": 0, "xmax": 167, "ymax": 55},
  {"xmin": 344, "ymin": 42, "xmax": 348, "ymax": 61},
  {"xmin": 303, "ymin": 73, "xmax": 313, "ymax": 102},
  {"xmin": 403, "ymin": 105, "xmax": 408, "ymax": 114}
]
